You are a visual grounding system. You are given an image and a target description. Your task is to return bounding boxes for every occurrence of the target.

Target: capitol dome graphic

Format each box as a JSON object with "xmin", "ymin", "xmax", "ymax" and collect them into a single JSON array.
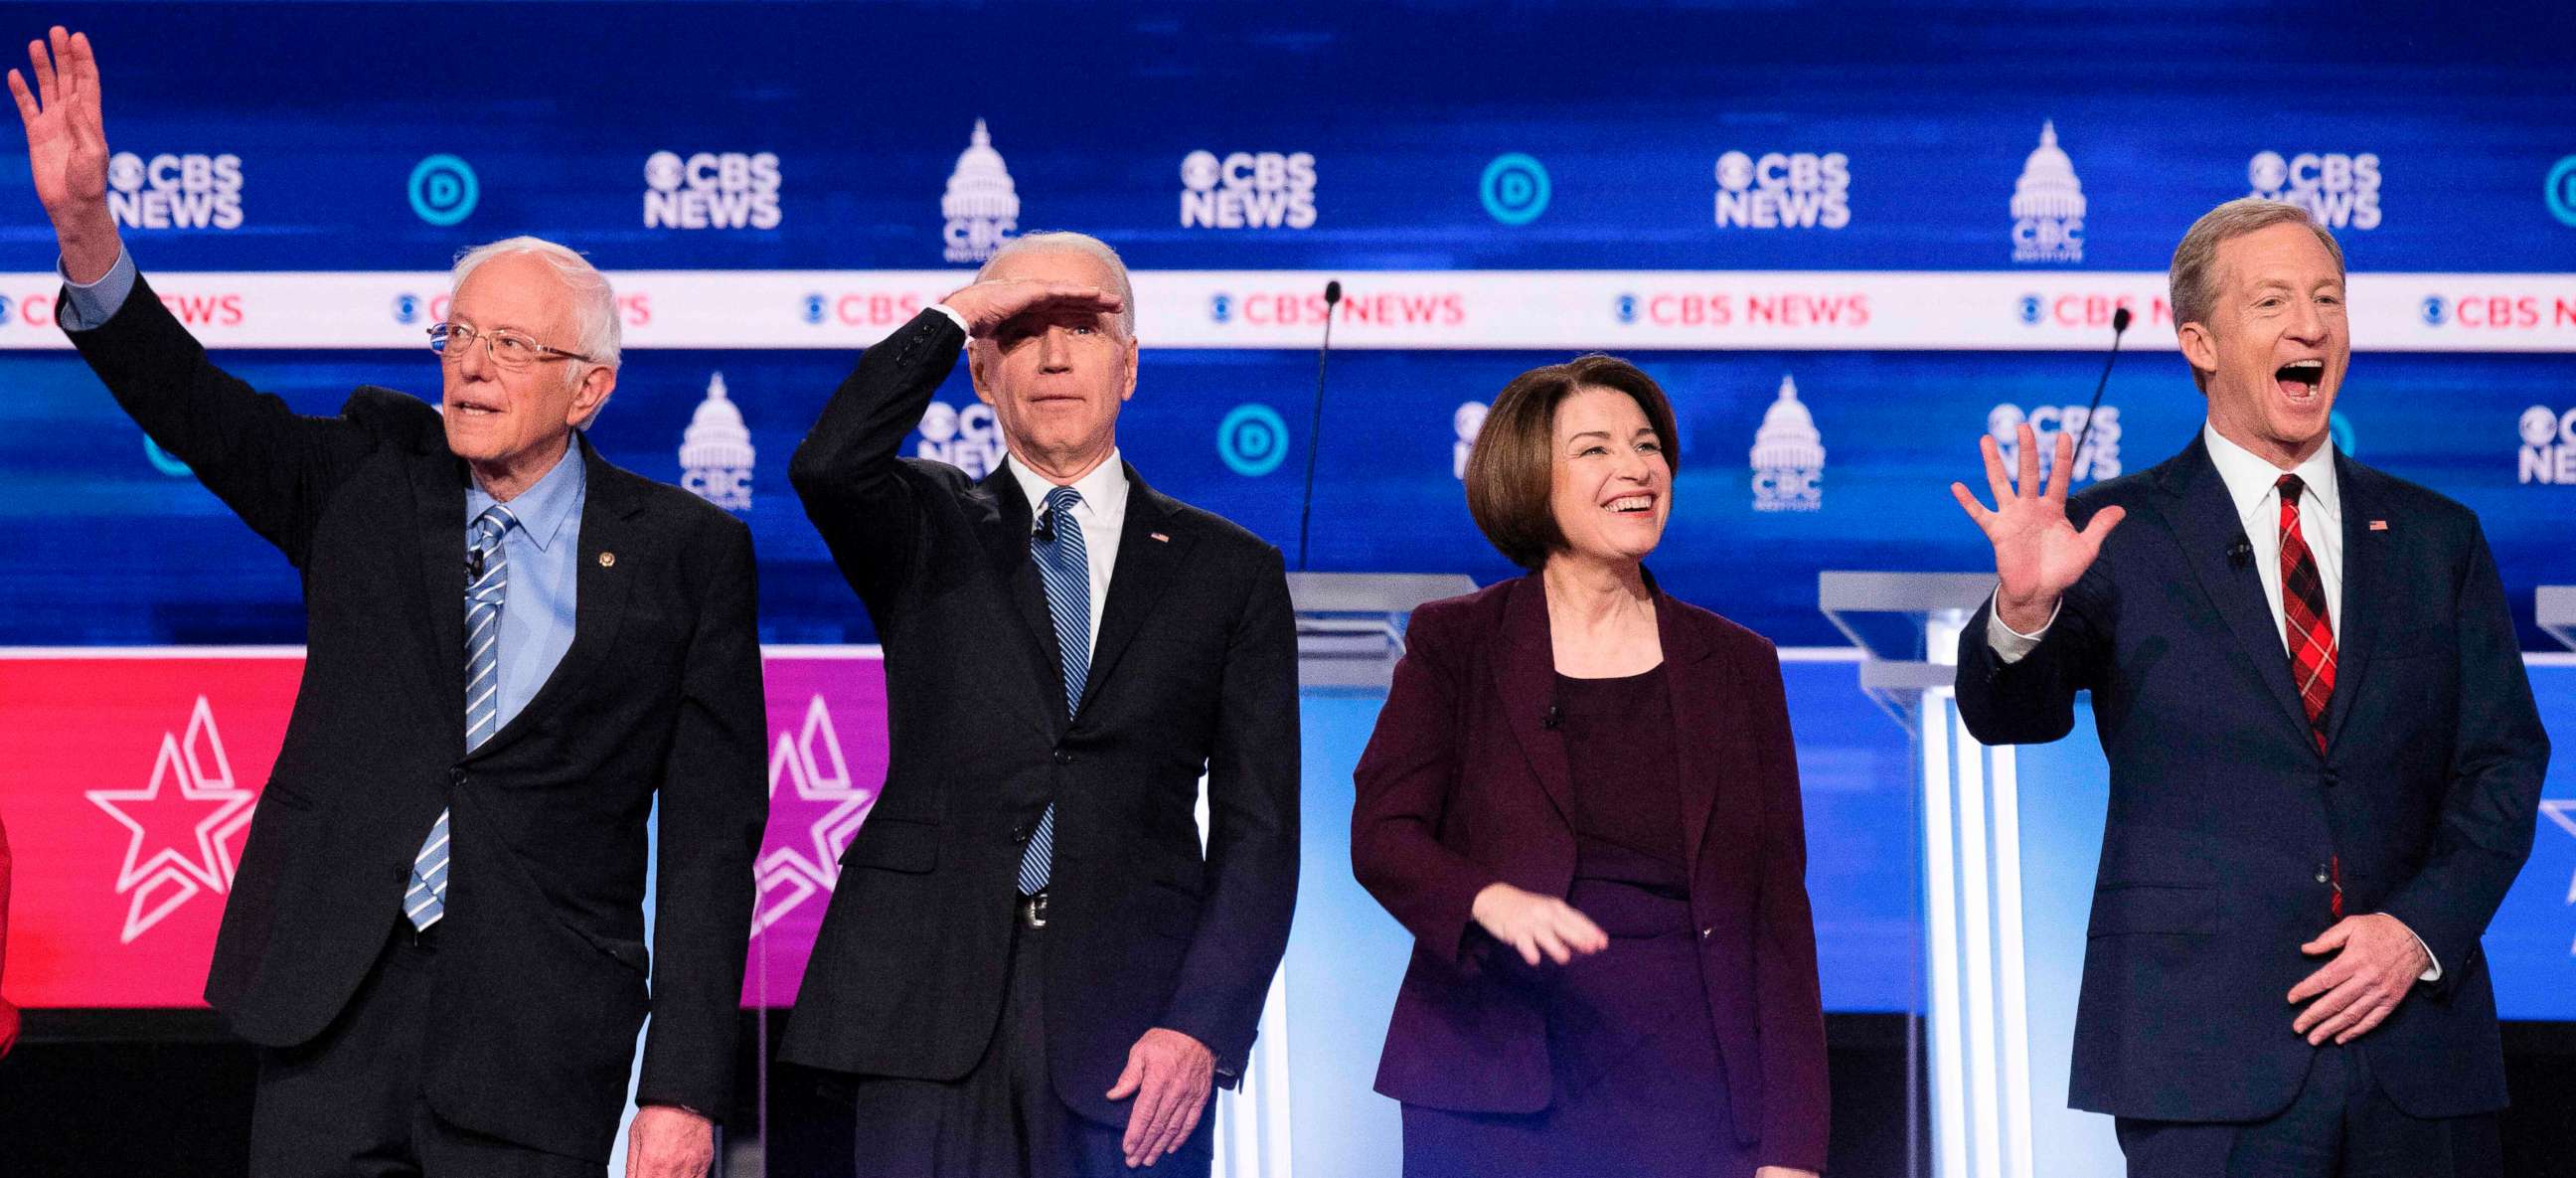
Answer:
[
  {"xmin": 681, "ymin": 373, "xmax": 755, "ymax": 471},
  {"xmin": 943, "ymin": 118, "xmax": 1020, "ymax": 262},
  {"xmin": 2011, "ymin": 120, "xmax": 2085, "ymax": 222},
  {"xmin": 1750, "ymin": 375, "xmax": 1825, "ymax": 470}
]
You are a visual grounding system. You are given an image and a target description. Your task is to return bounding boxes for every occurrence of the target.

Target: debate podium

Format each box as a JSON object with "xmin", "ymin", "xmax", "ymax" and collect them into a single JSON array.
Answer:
[{"xmin": 1821, "ymin": 571, "xmax": 2125, "ymax": 1178}]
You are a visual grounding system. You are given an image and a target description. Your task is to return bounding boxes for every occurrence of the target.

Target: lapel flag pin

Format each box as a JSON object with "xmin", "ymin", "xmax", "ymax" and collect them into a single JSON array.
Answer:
[
  {"xmin": 598, "ymin": 551, "xmax": 617, "ymax": 567},
  {"xmin": 1150, "ymin": 532, "xmax": 1170, "ymax": 543},
  {"xmin": 2368, "ymin": 520, "xmax": 2388, "ymax": 532}
]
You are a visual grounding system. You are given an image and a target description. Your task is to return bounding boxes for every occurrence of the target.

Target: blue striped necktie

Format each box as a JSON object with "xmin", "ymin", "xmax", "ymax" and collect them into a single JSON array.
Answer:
[
  {"xmin": 405, "ymin": 504, "xmax": 515, "ymax": 930},
  {"xmin": 1020, "ymin": 484, "xmax": 1088, "ymax": 896}
]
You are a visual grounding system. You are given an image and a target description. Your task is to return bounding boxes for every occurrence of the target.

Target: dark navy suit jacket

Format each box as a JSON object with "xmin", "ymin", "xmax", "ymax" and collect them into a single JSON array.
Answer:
[{"xmin": 1956, "ymin": 434, "xmax": 2548, "ymax": 1122}]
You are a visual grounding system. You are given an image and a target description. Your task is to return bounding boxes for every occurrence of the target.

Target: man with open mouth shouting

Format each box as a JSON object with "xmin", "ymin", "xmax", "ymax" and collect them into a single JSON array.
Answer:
[{"xmin": 1948, "ymin": 197, "xmax": 2548, "ymax": 1178}]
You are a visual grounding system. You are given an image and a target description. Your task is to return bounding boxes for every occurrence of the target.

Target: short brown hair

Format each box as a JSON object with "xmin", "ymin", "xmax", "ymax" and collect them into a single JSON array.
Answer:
[
  {"xmin": 1465, "ymin": 355, "xmax": 1682, "ymax": 570},
  {"xmin": 2170, "ymin": 198, "xmax": 2346, "ymax": 390}
]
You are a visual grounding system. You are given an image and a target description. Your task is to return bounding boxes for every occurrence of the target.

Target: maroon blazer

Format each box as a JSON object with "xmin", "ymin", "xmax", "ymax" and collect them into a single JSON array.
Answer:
[{"xmin": 1351, "ymin": 573, "xmax": 1829, "ymax": 1172}]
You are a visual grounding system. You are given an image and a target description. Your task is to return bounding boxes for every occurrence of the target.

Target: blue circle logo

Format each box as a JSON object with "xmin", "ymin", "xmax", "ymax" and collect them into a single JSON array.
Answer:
[
  {"xmin": 1210, "ymin": 293, "xmax": 1233, "ymax": 324},
  {"xmin": 2420, "ymin": 295, "xmax": 2448, "ymax": 326},
  {"xmin": 1614, "ymin": 294, "xmax": 1637, "ymax": 324},
  {"xmin": 144, "ymin": 435, "xmax": 193, "ymax": 477},
  {"xmin": 392, "ymin": 293, "xmax": 421, "ymax": 325},
  {"xmin": 2018, "ymin": 294, "xmax": 2045, "ymax": 325},
  {"xmin": 803, "ymin": 294, "xmax": 827, "ymax": 325},
  {"xmin": 1216, "ymin": 404, "xmax": 1289, "ymax": 476},
  {"xmin": 1480, "ymin": 153, "xmax": 1550, "ymax": 226},
  {"xmin": 2547, "ymin": 155, "xmax": 2576, "ymax": 229},
  {"xmin": 2329, "ymin": 411, "xmax": 2356, "ymax": 457},
  {"xmin": 0, "ymin": 294, "xmax": 14, "ymax": 326},
  {"xmin": 408, "ymin": 154, "xmax": 479, "ymax": 227}
]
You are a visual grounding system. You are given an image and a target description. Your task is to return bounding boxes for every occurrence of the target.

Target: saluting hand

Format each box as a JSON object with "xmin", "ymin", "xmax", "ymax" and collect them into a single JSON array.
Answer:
[
  {"xmin": 7, "ymin": 26, "xmax": 117, "ymax": 280},
  {"xmin": 1950, "ymin": 424, "xmax": 2126, "ymax": 633},
  {"xmin": 941, "ymin": 276, "xmax": 1125, "ymax": 338}
]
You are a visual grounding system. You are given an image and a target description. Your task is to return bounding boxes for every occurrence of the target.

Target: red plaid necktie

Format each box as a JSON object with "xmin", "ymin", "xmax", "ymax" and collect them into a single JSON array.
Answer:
[{"xmin": 2277, "ymin": 473, "xmax": 2342, "ymax": 916}]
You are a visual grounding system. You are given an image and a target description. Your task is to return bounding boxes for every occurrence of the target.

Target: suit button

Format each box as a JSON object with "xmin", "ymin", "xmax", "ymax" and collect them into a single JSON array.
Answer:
[
  {"xmin": 2322, "ymin": 770, "xmax": 2339, "ymax": 788},
  {"xmin": 1699, "ymin": 926, "xmax": 1712, "ymax": 940},
  {"xmin": 1053, "ymin": 750, "xmax": 1074, "ymax": 765},
  {"xmin": 450, "ymin": 768, "xmax": 466, "ymax": 787},
  {"xmin": 1011, "ymin": 823, "xmax": 1033, "ymax": 843}
]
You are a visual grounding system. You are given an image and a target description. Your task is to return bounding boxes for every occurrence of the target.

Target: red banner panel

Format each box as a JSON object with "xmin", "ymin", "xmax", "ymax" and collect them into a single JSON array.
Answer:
[{"xmin": 0, "ymin": 650, "xmax": 888, "ymax": 1010}]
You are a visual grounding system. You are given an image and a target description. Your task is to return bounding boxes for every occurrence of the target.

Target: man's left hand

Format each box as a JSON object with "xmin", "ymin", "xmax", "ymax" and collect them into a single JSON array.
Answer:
[
  {"xmin": 624, "ymin": 1104, "xmax": 714, "ymax": 1178},
  {"xmin": 2289, "ymin": 913, "xmax": 2431, "ymax": 1046},
  {"xmin": 1105, "ymin": 1027, "xmax": 1214, "ymax": 1168}
]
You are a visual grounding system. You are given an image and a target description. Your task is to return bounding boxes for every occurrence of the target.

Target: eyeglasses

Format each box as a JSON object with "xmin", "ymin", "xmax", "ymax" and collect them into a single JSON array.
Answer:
[{"xmin": 428, "ymin": 322, "xmax": 592, "ymax": 370}]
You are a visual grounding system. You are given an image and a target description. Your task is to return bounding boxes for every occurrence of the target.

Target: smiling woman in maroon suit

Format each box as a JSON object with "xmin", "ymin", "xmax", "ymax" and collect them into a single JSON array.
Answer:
[{"xmin": 1352, "ymin": 356, "xmax": 1828, "ymax": 1178}]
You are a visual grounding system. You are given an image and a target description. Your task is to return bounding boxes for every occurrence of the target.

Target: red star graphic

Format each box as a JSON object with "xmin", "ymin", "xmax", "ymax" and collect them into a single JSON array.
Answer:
[{"xmin": 84, "ymin": 697, "xmax": 257, "ymax": 941}]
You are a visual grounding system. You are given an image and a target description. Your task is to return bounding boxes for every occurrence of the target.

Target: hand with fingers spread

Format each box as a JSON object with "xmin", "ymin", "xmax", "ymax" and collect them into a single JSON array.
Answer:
[
  {"xmin": 8, "ymin": 26, "xmax": 117, "ymax": 281},
  {"xmin": 941, "ymin": 276, "xmax": 1125, "ymax": 339},
  {"xmin": 1105, "ymin": 1027, "xmax": 1214, "ymax": 1168},
  {"xmin": 1470, "ymin": 881, "xmax": 1609, "ymax": 967},
  {"xmin": 1950, "ymin": 423, "xmax": 2128, "ymax": 634},
  {"xmin": 2288, "ymin": 913, "xmax": 2431, "ymax": 1047}
]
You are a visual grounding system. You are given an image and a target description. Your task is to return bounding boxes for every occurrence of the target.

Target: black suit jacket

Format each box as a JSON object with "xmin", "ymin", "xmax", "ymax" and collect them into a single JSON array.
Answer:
[
  {"xmin": 1956, "ymin": 434, "xmax": 2549, "ymax": 1122},
  {"xmin": 68, "ymin": 276, "xmax": 769, "ymax": 1162},
  {"xmin": 780, "ymin": 309, "xmax": 1300, "ymax": 1124}
]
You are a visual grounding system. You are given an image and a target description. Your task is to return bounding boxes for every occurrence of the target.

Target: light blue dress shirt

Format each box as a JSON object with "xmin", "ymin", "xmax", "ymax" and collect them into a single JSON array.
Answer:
[
  {"xmin": 468, "ymin": 446, "xmax": 585, "ymax": 731},
  {"xmin": 57, "ymin": 244, "xmax": 138, "ymax": 328}
]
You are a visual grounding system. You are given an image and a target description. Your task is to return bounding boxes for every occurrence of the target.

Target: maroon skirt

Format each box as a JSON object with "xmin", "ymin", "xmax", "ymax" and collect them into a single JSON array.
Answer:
[{"xmin": 1400, "ymin": 875, "xmax": 1753, "ymax": 1178}]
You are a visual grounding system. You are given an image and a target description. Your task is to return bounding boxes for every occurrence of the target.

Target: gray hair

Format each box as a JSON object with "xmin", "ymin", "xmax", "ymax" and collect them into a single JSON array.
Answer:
[
  {"xmin": 450, "ymin": 236, "xmax": 623, "ymax": 372},
  {"xmin": 2169, "ymin": 198, "xmax": 2346, "ymax": 335},
  {"xmin": 976, "ymin": 231, "xmax": 1137, "ymax": 337}
]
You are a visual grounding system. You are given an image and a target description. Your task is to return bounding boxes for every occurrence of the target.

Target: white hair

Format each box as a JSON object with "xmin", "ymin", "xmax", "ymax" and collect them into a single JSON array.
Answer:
[
  {"xmin": 449, "ymin": 236, "xmax": 622, "ymax": 371},
  {"xmin": 976, "ymin": 231, "xmax": 1137, "ymax": 337}
]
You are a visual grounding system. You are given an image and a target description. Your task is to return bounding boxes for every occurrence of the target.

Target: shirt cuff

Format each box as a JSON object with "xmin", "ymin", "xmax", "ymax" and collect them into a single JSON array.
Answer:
[
  {"xmin": 56, "ymin": 244, "xmax": 137, "ymax": 332},
  {"xmin": 1984, "ymin": 591, "xmax": 2059, "ymax": 665},
  {"xmin": 928, "ymin": 302, "xmax": 970, "ymax": 335}
]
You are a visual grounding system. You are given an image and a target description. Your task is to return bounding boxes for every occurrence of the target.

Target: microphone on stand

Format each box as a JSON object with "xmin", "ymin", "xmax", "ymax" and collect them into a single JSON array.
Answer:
[
  {"xmin": 2069, "ymin": 306, "xmax": 2132, "ymax": 478},
  {"xmin": 1294, "ymin": 279, "xmax": 1343, "ymax": 572}
]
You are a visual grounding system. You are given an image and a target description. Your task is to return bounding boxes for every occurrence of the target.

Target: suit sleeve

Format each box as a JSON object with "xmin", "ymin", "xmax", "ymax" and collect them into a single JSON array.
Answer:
[
  {"xmin": 1350, "ymin": 605, "xmax": 1504, "ymax": 973},
  {"xmin": 787, "ymin": 309, "xmax": 968, "ymax": 610},
  {"xmin": 1748, "ymin": 640, "xmax": 1831, "ymax": 1172},
  {"xmin": 65, "ymin": 272, "xmax": 377, "ymax": 568},
  {"xmin": 2378, "ymin": 520, "xmax": 2550, "ymax": 986},
  {"xmin": 634, "ymin": 519, "xmax": 769, "ymax": 1117},
  {"xmin": 1955, "ymin": 562, "xmax": 2113, "ymax": 747},
  {"xmin": 1157, "ymin": 545, "xmax": 1301, "ymax": 1079}
]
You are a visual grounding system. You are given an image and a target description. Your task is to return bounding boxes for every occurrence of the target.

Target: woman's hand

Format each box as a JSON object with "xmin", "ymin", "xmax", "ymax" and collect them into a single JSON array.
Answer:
[{"xmin": 1470, "ymin": 882, "xmax": 1608, "ymax": 966}]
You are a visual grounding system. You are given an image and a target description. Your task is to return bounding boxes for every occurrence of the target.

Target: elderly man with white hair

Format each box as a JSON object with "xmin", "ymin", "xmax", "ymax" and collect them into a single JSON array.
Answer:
[
  {"xmin": 784, "ymin": 231, "xmax": 1301, "ymax": 1177},
  {"xmin": 13, "ymin": 28, "xmax": 767, "ymax": 1178}
]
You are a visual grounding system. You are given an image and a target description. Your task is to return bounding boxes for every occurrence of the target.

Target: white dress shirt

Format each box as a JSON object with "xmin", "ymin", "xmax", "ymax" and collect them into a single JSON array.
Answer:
[
  {"xmin": 1984, "ymin": 421, "xmax": 2436, "ymax": 977},
  {"xmin": 1006, "ymin": 449, "xmax": 1128, "ymax": 659}
]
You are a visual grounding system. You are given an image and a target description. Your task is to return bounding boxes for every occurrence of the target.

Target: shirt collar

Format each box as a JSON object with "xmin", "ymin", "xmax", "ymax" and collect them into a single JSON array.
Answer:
[
  {"xmin": 1006, "ymin": 447, "xmax": 1127, "ymax": 528},
  {"xmin": 2202, "ymin": 421, "xmax": 2338, "ymax": 528},
  {"xmin": 466, "ymin": 435, "xmax": 587, "ymax": 552}
]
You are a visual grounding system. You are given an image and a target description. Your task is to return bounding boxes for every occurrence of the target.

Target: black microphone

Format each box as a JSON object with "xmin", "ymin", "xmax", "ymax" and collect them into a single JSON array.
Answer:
[
  {"xmin": 1541, "ymin": 704, "xmax": 1562, "ymax": 731},
  {"xmin": 467, "ymin": 546, "xmax": 485, "ymax": 583},
  {"xmin": 2069, "ymin": 306, "xmax": 2133, "ymax": 479},
  {"xmin": 2228, "ymin": 535, "xmax": 2252, "ymax": 569},
  {"xmin": 1294, "ymin": 279, "xmax": 1343, "ymax": 572}
]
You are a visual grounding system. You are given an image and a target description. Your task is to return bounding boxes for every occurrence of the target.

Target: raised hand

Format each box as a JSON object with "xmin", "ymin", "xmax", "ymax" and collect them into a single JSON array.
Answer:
[
  {"xmin": 7, "ymin": 26, "xmax": 116, "ymax": 280},
  {"xmin": 1470, "ymin": 881, "xmax": 1608, "ymax": 967},
  {"xmin": 1950, "ymin": 423, "xmax": 2126, "ymax": 633},
  {"xmin": 940, "ymin": 276, "xmax": 1124, "ymax": 338}
]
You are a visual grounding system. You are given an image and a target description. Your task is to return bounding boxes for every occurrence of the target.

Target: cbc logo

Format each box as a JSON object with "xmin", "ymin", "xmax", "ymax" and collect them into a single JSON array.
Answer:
[
  {"xmin": 644, "ymin": 151, "xmax": 782, "ymax": 230},
  {"xmin": 1180, "ymin": 150, "xmax": 1317, "ymax": 230},
  {"xmin": 1713, "ymin": 151, "xmax": 1850, "ymax": 230},
  {"xmin": 107, "ymin": 151, "xmax": 243, "ymax": 230}
]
